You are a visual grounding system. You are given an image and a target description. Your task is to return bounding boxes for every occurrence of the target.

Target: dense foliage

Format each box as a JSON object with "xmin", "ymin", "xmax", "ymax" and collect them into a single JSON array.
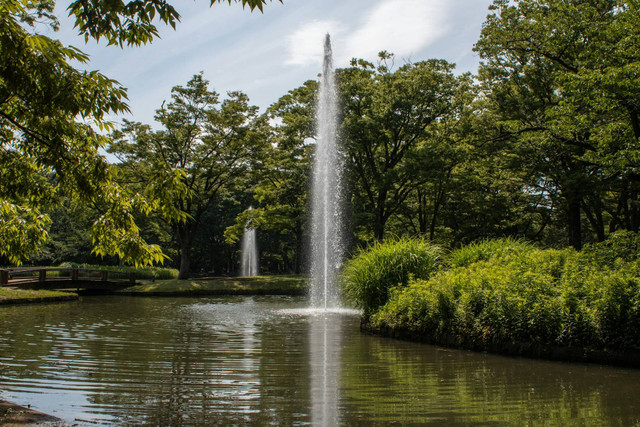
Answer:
[
  {"xmin": 108, "ymin": 74, "xmax": 266, "ymax": 278},
  {"xmin": 367, "ymin": 237, "xmax": 640, "ymax": 352},
  {"xmin": 0, "ymin": 0, "xmax": 276, "ymax": 267},
  {"xmin": 3, "ymin": 0, "xmax": 640, "ymax": 281},
  {"xmin": 341, "ymin": 238, "xmax": 441, "ymax": 317}
]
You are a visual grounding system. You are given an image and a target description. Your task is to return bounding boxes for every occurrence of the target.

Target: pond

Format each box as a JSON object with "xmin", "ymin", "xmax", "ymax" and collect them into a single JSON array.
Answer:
[{"xmin": 0, "ymin": 295, "xmax": 639, "ymax": 425}]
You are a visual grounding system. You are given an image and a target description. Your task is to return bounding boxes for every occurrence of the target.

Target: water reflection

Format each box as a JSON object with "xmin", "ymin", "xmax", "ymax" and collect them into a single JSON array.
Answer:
[
  {"xmin": 0, "ymin": 296, "xmax": 638, "ymax": 425},
  {"xmin": 309, "ymin": 313, "xmax": 341, "ymax": 427},
  {"xmin": 340, "ymin": 335, "xmax": 640, "ymax": 425}
]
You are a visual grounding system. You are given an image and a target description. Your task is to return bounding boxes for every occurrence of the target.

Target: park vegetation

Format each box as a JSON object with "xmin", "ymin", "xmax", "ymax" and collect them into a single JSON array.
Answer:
[
  {"xmin": 2, "ymin": 0, "xmax": 640, "ymax": 293},
  {"xmin": 342, "ymin": 234, "xmax": 640, "ymax": 354}
]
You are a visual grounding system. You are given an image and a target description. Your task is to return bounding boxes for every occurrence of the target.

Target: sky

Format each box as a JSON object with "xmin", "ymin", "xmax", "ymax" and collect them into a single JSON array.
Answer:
[{"xmin": 52, "ymin": 0, "xmax": 494, "ymax": 126}]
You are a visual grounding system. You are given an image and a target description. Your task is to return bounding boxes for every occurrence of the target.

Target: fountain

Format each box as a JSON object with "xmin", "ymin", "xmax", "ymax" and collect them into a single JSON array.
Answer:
[
  {"xmin": 240, "ymin": 208, "xmax": 259, "ymax": 277},
  {"xmin": 310, "ymin": 34, "xmax": 345, "ymax": 309}
]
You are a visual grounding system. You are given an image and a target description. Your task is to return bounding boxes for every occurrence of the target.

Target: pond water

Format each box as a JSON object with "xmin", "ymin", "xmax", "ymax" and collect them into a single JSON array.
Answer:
[{"xmin": 0, "ymin": 296, "xmax": 639, "ymax": 425}]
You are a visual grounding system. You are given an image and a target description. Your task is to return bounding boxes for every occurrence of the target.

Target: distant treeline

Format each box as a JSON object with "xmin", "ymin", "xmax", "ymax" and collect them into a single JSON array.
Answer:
[{"xmin": 5, "ymin": 1, "xmax": 640, "ymax": 279}]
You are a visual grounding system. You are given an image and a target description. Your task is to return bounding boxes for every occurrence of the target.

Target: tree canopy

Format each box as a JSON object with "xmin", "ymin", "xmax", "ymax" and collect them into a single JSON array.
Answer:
[
  {"xmin": 109, "ymin": 74, "xmax": 266, "ymax": 278},
  {"xmin": 68, "ymin": 0, "xmax": 280, "ymax": 46},
  {"xmin": 5, "ymin": 0, "xmax": 640, "ymax": 273},
  {"xmin": 0, "ymin": 0, "xmax": 277, "ymax": 266}
]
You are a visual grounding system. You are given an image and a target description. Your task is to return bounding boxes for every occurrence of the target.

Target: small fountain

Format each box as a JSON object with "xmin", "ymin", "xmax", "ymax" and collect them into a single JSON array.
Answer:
[
  {"xmin": 310, "ymin": 34, "xmax": 344, "ymax": 309},
  {"xmin": 240, "ymin": 208, "xmax": 259, "ymax": 277}
]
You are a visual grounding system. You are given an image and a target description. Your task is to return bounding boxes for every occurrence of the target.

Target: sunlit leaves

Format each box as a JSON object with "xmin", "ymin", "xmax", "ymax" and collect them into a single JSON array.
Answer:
[
  {"xmin": 0, "ymin": 0, "xmax": 152, "ymax": 265},
  {"xmin": 108, "ymin": 74, "xmax": 265, "ymax": 276},
  {"xmin": 0, "ymin": 201, "xmax": 50, "ymax": 265},
  {"xmin": 67, "ymin": 0, "xmax": 281, "ymax": 46},
  {"xmin": 1, "ymin": 0, "xmax": 278, "ymax": 266},
  {"xmin": 90, "ymin": 182, "xmax": 167, "ymax": 266}
]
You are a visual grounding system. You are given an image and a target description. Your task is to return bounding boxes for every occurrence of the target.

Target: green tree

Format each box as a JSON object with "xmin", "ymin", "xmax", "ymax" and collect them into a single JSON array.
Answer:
[
  {"xmin": 110, "ymin": 74, "xmax": 266, "ymax": 279},
  {"xmin": 1, "ymin": 0, "xmax": 276, "ymax": 266},
  {"xmin": 475, "ymin": 0, "xmax": 640, "ymax": 249},
  {"xmin": 340, "ymin": 54, "xmax": 461, "ymax": 241},
  {"xmin": 68, "ymin": 0, "xmax": 280, "ymax": 46},
  {"xmin": 391, "ymin": 73, "xmax": 477, "ymax": 242},
  {"xmin": 225, "ymin": 80, "xmax": 317, "ymax": 273}
]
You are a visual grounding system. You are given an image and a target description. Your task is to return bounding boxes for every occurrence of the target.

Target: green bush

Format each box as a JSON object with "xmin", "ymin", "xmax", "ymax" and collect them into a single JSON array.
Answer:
[
  {"xmin": 371, "ymin": 241, "xmax": 640, "ymax": 352},
  {"xmin": 340, "ymin": 237, "xmax": 441, "ymax": 317},
  {"xmin": 582, "ymin": 230, "xmax": 640, "ymax": 266},
  {"xmin": 57, "ymin": 263, "xmax": 179, "ymax": 280},
  {"xmin": 448, "ymin": 237, "xmax": 536, "ymax": 268}
]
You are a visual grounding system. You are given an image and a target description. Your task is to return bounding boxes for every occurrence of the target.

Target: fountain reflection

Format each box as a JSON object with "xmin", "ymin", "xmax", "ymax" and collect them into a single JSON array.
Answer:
[
  {"xmin": 309, "ymin": 312, "xmax": 342, "ymax": 427},
  {"xmin": 1, "ymin": 297, "xmax": 640, "ymax": 425}
]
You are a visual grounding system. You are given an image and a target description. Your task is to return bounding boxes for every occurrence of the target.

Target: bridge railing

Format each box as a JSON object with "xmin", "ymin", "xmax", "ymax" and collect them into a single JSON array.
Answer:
[{"xmin": 0, "ymin": 267, "xmax": 136, "ymax": 286}]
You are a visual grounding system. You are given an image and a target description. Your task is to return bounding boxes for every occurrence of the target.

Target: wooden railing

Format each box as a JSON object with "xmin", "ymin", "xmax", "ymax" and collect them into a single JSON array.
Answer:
[{"xmin": 0, "ymin": 267, "xmax": 136, "ymax": 286}]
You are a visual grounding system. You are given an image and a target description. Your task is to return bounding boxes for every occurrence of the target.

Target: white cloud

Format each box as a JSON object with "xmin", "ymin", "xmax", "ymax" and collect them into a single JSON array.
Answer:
[
  {"xmin": 286, "ymin": 0, "xmax": 451, "ymax": 67},
  {"xmin": 286, "ymin": 20, "xmax": 344, "ymax": 66},
  {"xmin": 344, "ymin": 0, "xmax": 449, "ymax": 62}
]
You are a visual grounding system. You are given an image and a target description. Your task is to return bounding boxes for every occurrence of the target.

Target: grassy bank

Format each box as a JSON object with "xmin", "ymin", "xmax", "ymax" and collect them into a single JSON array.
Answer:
[
  {"xmin": 118, "ymin": 275, "xmax": 307, "ymax": 296},
  {"xmin": 0, "ymin": 287, "xmax": 78, "ymax": 305},
  {"xmin": 341, "ymin": 235, "xmax": 640, "ymax": 366},
  {"xmin": 0, "ymin": 275, "xmax": 306, "ymax": 305}
]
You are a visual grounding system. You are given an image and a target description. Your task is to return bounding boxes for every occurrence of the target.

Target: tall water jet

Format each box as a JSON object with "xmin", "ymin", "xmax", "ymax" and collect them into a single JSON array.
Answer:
[
  {"xmin": 310, "ymin": 34, "xmax": 344, "ymax": 309},
  {"xmin": 240, "ymin": 207, "xmax": 259, "ymax": 277}
]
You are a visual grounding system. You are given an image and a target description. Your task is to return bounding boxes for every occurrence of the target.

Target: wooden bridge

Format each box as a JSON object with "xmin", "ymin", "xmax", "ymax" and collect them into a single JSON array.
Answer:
[{"xmin": 0, "ymin": 267, "xmax": 137, "ymax": 291}]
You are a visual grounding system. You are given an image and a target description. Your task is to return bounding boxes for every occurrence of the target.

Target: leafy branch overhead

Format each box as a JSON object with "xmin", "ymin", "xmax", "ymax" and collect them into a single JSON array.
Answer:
[
  {"xmin": 68, "ymin": 0, "xmax": 282, "ymax": 46},
  {"xmin": 0, "ymin": 0, "xmax": 277, "ymax": 266}
]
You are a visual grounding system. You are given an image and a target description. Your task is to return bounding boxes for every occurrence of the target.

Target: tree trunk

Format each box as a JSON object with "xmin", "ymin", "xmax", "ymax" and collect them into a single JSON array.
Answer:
[
  {"xmin": 294, "ymin": 220, "xmax": 304, "ymax": 275},
  {"xmin": 582, "ymin": 199, "xmax": 605, "ymax": 242},
  {"xmin": 417, "ymin": 188, "xmax": 427, "ymax": 234},
  {"xmin": 178, "ymin": 247, "xmax": 191, "ymax": 280},
  {"xmin": 374, "ymin": 212, "xmax": 385, "ymax": 241},
  {"xmin": 630, "ymin": 185, "xmax": 640, "ymax": 232},
  {"xmin": 429, "ymin": 177, "xmax": 449, "ymax": 242},
  {"xmin": 567, "ymin": 194, "xmax": 582, "ymax": 250},
  {"xmin": 177, "ymin": 224, "xmax": 194, "ymax": 279},
  {"xmin": 374, "ymin": 192, "xmax": 387, "ymax": 241}
]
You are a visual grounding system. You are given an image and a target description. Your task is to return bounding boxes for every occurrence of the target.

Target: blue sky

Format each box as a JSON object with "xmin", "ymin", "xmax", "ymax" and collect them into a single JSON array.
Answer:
[{"xmin": 53, "ymin": 0, "xmax": 494, "ymax": 126}]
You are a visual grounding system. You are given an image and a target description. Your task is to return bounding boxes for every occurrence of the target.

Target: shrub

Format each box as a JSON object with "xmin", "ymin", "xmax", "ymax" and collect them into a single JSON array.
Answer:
[
  {"xmin": 582, "ymin": 230, "xmax": 640, "ymax": 266},
  {"xmin": 57, "ymin": 263, "xmax": 179, "ymax": 280},
  {"xmin": 341, "ymin": 238, "xmax": 441, "ymax": 317},
  {"xmin": 371, "ymin": 244, "xmax": 640, "ymax": 352},
  {"xmin": 577, "ymin": 263, "xmax": 640, "ymax": 350},
  {"xmin": 448, "ymin": 237, "xmax": 536, "ymax": 268}
]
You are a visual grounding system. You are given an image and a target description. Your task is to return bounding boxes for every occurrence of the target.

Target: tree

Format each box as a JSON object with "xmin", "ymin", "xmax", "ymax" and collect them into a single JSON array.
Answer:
[
  {"xmin": 0, "ymin": 0, "xmax": 276, "ymax": 265},
  {"xmin": 0, "ymin": 0, "xmax": 159, "ymax": 265},
  {"xmin": 69, "ymin": 0, "xmax": 280, "ymax": 46},
  {"xmin": 340, "ymin": 54, "xmax": 460, "ymax": 241},
  {"xmin": 474, "ymin": 0, "xmax": 640, "ymax": 249},
  {"xmin": 392, "ymin": 73, "xmax": 476, "ymax": 242},
  {"xmin": 109, "ymin": 74, "xmax": 266, "ymax": 279},
  {"xmin": 225, "ymin": 80, "xmax": 317, "ymax": 274}
]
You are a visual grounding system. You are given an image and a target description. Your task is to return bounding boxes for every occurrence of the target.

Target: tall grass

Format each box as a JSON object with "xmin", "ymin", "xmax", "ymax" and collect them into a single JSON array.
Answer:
[
  {"xmin": 369, "ymin": 239, "xmax": 640, "ymax": 352},
  {"xmin": 448, "ymin": 237, "xmax": 536, "ymax": 268},
  {"xmin": 340, "ymin": 238, "xmax": 441, "ymax": 317}
]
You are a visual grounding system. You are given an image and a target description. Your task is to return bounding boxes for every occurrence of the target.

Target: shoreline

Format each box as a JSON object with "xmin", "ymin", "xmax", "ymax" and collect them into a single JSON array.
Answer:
[
  {"xmin": 0, "ymin": 400, "xmax": 62, "ymax": 426},
  {"xmin": 117, "ymin": 288, "xmax": 306, "ymax": 297},
  {"xmin": 362, "ymin": 322, "xmax": 640, "ymax": 369},
  {"xmin": 0, "ymin": 294, "xmax": 79, "ymax": 306},
  {"xmin": 0, "ymin": 276, "xmax": 308, "ymax": 305}
]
